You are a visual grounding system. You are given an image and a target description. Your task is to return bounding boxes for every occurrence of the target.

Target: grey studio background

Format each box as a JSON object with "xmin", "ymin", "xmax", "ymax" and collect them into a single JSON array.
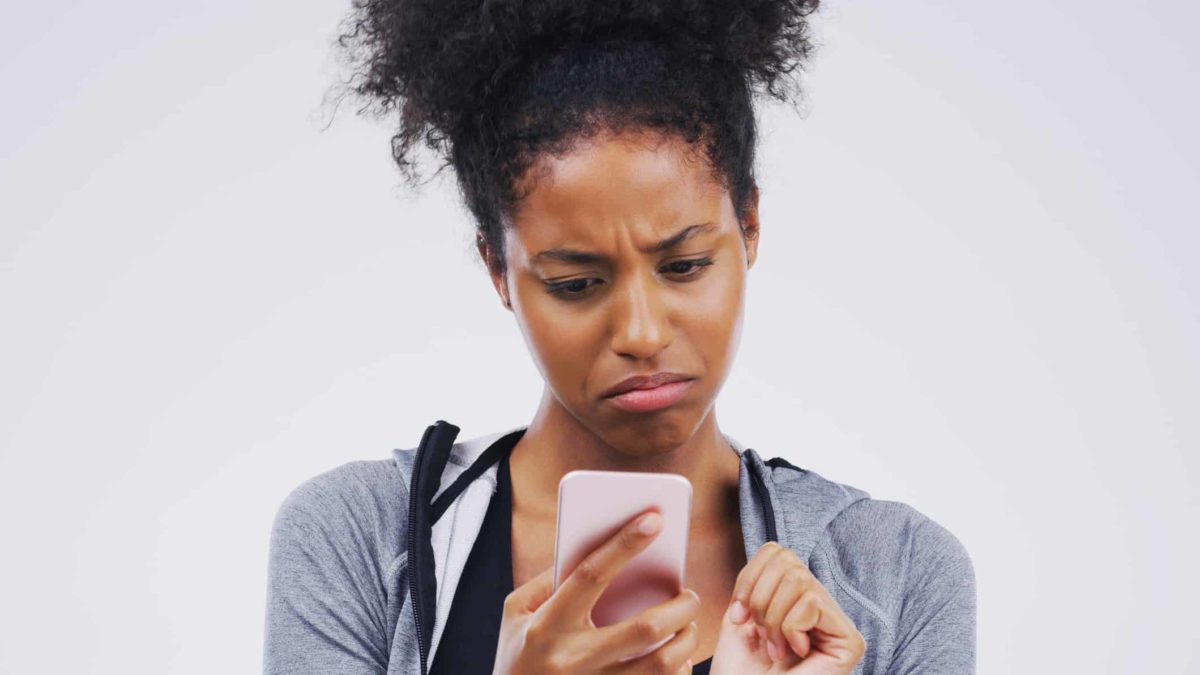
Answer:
[{"xmin": 1, "ymin": 1, "xmax": 1196, "ymax": 673}]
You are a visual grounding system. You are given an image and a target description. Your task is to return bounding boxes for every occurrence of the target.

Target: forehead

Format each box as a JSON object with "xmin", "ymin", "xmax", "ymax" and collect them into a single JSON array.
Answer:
[{"xmin": 508, "ymin": 130, "xmax": 730, "ymax": 251}]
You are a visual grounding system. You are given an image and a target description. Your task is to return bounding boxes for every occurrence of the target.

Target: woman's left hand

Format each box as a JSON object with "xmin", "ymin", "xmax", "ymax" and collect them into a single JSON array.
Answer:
[{"xmin": 710, "ymin": 542, "xmax": 866, "ymax": 674}]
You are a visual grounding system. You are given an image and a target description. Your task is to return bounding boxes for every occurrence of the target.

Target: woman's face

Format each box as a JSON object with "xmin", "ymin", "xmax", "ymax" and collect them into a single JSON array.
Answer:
[{"xmin": 486, "ymin": 129, "xmax": 759, "ymax": 457}]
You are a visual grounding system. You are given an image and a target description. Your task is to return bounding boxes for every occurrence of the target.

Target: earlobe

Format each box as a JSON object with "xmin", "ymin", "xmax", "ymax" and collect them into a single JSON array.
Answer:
[
  {"xmin": 744, "ymin": 185, "xmax": 761, "ymax": 271},
  {"xmin": 477, "ymin": 232, "xmax": 513, "ymax": 311},
  {"xmin": 499, "ymin": 281, "xmax": 514, "ymax": 311}
]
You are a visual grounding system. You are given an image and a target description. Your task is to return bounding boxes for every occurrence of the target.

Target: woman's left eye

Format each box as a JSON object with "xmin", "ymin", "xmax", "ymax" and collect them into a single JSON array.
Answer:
[{"xmin": 663, "ymin": 257, "xmax": 715, "ymax": 277}]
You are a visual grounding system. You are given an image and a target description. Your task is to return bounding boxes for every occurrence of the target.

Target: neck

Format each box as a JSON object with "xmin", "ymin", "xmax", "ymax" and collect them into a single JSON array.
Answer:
[{"xmin": 508, "ymin": 386, "xmax": 742, "ymax": 528}]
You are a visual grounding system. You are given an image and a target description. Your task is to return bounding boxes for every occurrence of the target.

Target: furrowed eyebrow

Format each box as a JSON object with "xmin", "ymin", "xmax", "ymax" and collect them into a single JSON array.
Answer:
[{"xmin": 531, "ymin": 222, "xmax": 717, "ymax": 265}]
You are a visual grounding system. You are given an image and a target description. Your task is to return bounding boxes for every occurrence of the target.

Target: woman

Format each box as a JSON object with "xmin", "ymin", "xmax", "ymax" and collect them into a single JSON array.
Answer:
[{"xmin": 264, "ymin": 1, "xmax": 976, "ymax": 673}]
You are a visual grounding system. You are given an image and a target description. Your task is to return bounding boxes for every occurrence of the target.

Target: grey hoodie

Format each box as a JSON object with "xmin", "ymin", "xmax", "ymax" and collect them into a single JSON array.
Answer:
[{"xmin": 264, "ymin": 421, "xmax": 975, "ymax": 674}]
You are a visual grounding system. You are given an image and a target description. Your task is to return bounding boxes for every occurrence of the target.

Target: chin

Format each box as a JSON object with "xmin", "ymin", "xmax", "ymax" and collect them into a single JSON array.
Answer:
[{"xmin": 595, "ymin": 410, "xmax": 697, "ymax": 456}]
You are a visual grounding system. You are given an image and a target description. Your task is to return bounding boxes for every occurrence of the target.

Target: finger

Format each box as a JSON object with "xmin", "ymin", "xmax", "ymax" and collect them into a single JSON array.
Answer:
[
  {"xmin": 762, "ymin": 567, "xmax": 808, "ymax": 658},
  {"xmin": 731, "ymin": 541, "xmax": 785, "ymax": 609},
  {"xmin": 503, "ymin": 566, "xmax": 554, "ymax": 616},
  {"xmin": 746, "ymin": 552, "xmax": 792, "ymax": 627},
  {"xmin": 613, "ymin": 621, "xmax": 699, "ymax": 675},
  {"xmin": 780, "ymin": 590, "xmax": 819, "ymax": 658},
  {"xmin": 593, "ymin": 588, "xmax": 701, "ymax": 663},
  {"xmin": 549, "ymin": 510, "xmax": 663, "ymax": 623},
  {"xmin": 787, "ymin": 584, "xmax": 864, "ymax": 661}
]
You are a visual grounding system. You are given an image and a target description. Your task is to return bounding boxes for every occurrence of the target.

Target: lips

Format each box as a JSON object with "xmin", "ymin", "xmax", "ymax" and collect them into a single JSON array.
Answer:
[
  {"xmin": 604, "ymin": 378, "xmax": 694, "ymax": 413},
  {"xmin": 601, "ymin": 372, "xmax": 694, "ymax": 399}
]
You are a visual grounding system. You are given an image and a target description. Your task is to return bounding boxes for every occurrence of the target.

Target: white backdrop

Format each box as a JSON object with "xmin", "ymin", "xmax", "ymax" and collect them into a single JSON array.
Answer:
[{"xmin": 2, "ymin": 1, "xmax": 1196, "ymax": 673}]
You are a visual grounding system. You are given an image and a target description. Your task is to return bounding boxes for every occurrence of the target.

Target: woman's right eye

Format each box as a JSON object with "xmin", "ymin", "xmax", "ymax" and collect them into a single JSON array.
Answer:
[{"xmin": 544, "ymin": 278, "xmax": 599, "ymax": 300}]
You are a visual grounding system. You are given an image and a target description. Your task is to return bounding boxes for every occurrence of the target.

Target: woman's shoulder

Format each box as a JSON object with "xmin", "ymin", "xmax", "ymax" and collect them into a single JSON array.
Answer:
[
  {"xmin": 269, "ymin": 456, "xmax": 411, "ymax": 571},
  {"xmin": 276, "ymin": 457, "xmax": 408, "ymax": 520},
  {"xmin": 766, "ymin": 461, "xmax": 975, "ymax": 620},
  {"xmin": 821, "ymin": 497, "xmax": 975, "ymax": 597},
  {"xmin": 267, "ymin": 424, "xmax": 512, "ymax": 562},
  {"xmin": 264, "ymin": 457, "xmax": 414, "ymax": 670}
]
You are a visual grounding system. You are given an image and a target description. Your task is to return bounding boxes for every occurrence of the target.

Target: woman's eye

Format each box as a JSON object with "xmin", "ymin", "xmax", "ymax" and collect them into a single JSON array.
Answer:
[
  {"xmin": 664, "ymin": 257, "xmax": 715, "ymax": 277},
  {"xmin": 545, "ymin": 278, "xmax": 598, "ymax": 299},
  {"xmin": 544, "ymin": 257, "xmax": 714, "ymax": 300}
]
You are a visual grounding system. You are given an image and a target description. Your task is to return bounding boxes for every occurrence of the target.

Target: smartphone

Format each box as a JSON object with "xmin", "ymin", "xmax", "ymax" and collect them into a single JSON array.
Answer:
[{"xmin": 553, "ymin": 470, "xmax": 693, "ymax": 631}]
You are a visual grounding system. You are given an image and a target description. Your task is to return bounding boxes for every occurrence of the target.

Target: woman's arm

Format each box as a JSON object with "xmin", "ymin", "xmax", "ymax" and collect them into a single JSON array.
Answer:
[{"xmin": 263, "ymin": 461, "xmax": 407, "ymax": 674}]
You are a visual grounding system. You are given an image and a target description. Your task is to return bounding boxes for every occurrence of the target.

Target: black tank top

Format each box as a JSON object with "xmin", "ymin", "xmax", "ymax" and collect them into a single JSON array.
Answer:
[{"xmin": 428, "ymin": 437, "xmax": 713, "ymax": 674}]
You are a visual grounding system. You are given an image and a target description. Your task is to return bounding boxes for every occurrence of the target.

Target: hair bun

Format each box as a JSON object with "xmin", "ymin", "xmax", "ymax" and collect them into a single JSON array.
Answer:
[{"xmin": 337, "ymin": 0, "xmax": 820, "ymax": 148}]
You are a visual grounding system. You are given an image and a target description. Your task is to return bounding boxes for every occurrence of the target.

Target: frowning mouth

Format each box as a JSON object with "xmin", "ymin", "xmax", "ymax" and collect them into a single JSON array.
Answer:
[
  {"xmin": 600, "ymin": 371, "xmax": 693, "ymax": 398},
  {"xmin": 603, "ymin": 378, "xmax": 694, "ymax": 413}
]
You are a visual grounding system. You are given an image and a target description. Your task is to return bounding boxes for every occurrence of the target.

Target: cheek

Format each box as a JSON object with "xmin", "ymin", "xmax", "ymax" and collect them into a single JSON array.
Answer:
[
  {"xmin": 683, "ymin": 266, "xmax": 745, "ymax": 364},
  {"xmin": 515, "ymin": 292, "xmax": 602, "ymax": 391}
]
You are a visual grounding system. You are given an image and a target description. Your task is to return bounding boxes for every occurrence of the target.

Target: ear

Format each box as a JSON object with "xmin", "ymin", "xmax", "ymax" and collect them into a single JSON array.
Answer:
[
  {"xmin": 742, "ymin": 184, "xmax": 760, "ymax": 271},
  {"xmin": 476, "ymin": 232, "xmax": 513, "ymax": 311}
]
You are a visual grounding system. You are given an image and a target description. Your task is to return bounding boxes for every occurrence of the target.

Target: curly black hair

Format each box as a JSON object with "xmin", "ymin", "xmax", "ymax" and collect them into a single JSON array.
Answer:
[{"xmin": 334, "ymin": 0, "xmax": 820, "ymax": 275}]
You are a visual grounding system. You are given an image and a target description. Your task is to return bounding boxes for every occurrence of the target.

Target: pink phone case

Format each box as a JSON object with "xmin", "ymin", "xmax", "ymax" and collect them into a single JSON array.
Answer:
[{"xmin": 553, "ymin": 470, "xmax": 693, "ymax": 634}]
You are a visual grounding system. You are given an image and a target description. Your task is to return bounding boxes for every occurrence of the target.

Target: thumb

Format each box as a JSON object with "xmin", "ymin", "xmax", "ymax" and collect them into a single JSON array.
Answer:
[{"xmin": 718, "ymin": 599, "xmax": 759, "ymax": 645}]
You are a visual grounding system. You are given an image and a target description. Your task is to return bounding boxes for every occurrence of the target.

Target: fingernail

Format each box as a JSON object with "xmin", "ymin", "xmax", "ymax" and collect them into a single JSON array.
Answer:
[
  {"xmin": 638, "ymin": 512, "xmax": 662, "ymax": 535},
  {"xmin": 729, "ymin": 600, "xmax": 749, "ymax": 623},
  {"xmin": 756, "ymin": 625, "xmax": 768, "ymax": 644},
  {"xmin": 766, "ymin": 639, "xmax": 781, "ymax": 661}
]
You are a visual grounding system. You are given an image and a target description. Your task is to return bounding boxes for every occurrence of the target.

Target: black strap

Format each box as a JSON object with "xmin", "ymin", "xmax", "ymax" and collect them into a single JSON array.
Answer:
[
  {"xmin": 407, "ymin": 420, "xmax": 460, "ymax": 675},
  {"xmin": 408, "ymin": 422, "xmax": 526, "ymax": 675},
  {"xmin": 430, "ymin": 427, "xmax": 527, "ymax": 524}
]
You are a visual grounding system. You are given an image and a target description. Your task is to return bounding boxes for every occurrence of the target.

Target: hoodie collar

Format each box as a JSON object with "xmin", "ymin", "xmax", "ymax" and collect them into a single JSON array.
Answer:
[{"xmin": 393, "ymin": 421, "xmax": 869, "ymax": 563}]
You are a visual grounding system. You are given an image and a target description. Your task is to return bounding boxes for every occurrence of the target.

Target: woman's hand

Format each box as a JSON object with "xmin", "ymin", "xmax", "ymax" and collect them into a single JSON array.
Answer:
[
  {"xmin": 492, "ymin": 510, "xmax": 701, "ymax": 674},
  {"xmin": 710, "ymin": 542, "xmax": 866, "ymax": 674}
]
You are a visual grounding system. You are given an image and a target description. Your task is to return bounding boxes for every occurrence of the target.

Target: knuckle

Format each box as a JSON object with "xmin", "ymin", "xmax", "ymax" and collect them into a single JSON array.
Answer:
[
  {"xmin": 543, "ymin": 652, "xmax": 574, "ymax": 674},
  {"xmin": 651, "ymin": 649, "xmax": 675, "ymax": 674},
  {"xmin": 681, "ymin": 622, "xmax": 699, "ymax": 647},
  {"xmin": 783, "ymin": 566, "xmax": 808, "ymax": 586},
  {"xmin": 633, "ymin": 617, "xmax": 662, "ymax": 641},
  {"xmin": 502, "ymin": 592, "xmax": 520, "ymax": 613},
  {"xmin": 748, "ymin": 594, "xmax": 769, "ymax": 617},
  {"xmin": 793, "ymin": 590, "xmax": 816, "ymax": 615},
  {"xmin": 574, "ymin": 559, "xmax": 603, "ymax": 585}
]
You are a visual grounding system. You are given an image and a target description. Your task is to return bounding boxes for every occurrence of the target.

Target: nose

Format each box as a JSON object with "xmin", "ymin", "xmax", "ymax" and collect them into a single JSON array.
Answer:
[{"xmin": 609, "ymin": 268, "xmax": 673, "ymax": 360}]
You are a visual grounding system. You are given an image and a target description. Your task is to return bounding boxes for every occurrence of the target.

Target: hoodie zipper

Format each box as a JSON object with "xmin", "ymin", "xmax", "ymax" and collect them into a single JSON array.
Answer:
[
  {"xmin": 406, "ymin": 423, "xmax": 434, "ymax": 675},
  {"xmin": 746, "ymin": 450, "xmax": 779, "ymax": 542},
  {"xmin": 407, "ymin": 421, "xmax": 460, "ymax": 675}
]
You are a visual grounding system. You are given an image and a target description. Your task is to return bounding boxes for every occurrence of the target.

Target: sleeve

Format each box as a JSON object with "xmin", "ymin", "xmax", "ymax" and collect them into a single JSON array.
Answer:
[
  {"xmin": 885, "ymin": 516, "xmax": 977, "ymax": 674},
  {"xmin": 262, "ymin": 465, "xmax": 404, "ymax": 674}
]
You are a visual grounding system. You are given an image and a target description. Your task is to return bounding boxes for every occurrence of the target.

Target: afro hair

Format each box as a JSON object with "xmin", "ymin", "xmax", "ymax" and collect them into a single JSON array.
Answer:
[{"xmin": 334, "ymin": 0, "xmax": 820, "ymax": 273}]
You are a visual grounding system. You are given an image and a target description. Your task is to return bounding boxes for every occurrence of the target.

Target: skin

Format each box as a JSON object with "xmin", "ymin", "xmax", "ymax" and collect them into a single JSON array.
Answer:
[{"xmin": 478, "ymin": 127, "xmax": 865, "ymax": 672}]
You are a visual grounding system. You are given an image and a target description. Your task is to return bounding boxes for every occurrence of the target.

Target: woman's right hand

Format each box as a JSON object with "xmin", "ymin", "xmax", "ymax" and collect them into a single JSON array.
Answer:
[{"xmin": 492, "ymin": 510, "xmax": 701, "ymax": 674}]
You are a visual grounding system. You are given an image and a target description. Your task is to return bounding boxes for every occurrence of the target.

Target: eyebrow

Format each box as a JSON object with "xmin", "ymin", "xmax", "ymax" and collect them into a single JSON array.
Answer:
[{"xmin": 531, "ymin": 222, "xmax": 717, "ymax": 265}]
